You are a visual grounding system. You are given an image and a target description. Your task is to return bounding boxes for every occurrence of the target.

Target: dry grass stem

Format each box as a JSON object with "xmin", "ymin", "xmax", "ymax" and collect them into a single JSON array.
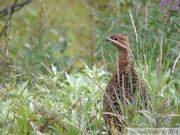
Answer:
[
  {"xmin": 41, "ymin": 62, "xmax": 52, "ymax": 75},
  {"xmin": 156, "ymin": 37, "xmax": 163, "ymax": 85},
  {"xmin": 129, "ymin": 10, "xmax": 140, "ymax": 61},
  {"xmin": 144, "ymin": 55, "xmax": 147, "ymax": 79},
  {"xmin": 87, "ymin": 73, "xmax": 109, "ymax": 98},
  {"xmin": 172, "ymin": 54, "xmax": 180, "ymax": 75},
  {"xmin": 39, "ymin": 0, "xmax": 50, "ymax": 23},
  {"xmin": 174, "ymin": 24, "xmax": 180, "ymax": 33},
  {"xmin": 62, "ymin": 120, "xmax": 89, "ymax": 135},
  {"xmin": 129, "ymin": 10, "xmax": 138, "ymax": 45},
  {"xmin": 1, "ymin": 4, "xmax": 11, "ymax": 73},
  {"xmin": 78, "ymin": 97, "xmax": 82, "ymax": 128},
  {"xmin": 145, "ymin": 4, "xmax": 148, "ymax": 30},
  {"xmin": 116, "ymin": 55, "xmax": 120, "ymax": 84},
  {"xmin": 122, "ymin": 75, "xmax": 125, "ymax": 104},
  {"xmin": 100, "ymin": 46, "xmax": 108, "ymax": 76},
  {"xmin": 171, "ymin": 41, "xmax": 180, "ymax": 59}
]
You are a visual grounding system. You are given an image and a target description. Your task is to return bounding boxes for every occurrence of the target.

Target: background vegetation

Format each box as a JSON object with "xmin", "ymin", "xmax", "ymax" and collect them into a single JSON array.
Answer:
[{"xmin": 0, "ymin": 0, "xmax": 179, "ymax": 134}]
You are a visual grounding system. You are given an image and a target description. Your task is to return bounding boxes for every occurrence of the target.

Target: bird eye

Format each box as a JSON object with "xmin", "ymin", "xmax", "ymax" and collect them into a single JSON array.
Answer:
[{"xmin": 114, "ymin": 38, "xmax": 119, "ymax": 41}]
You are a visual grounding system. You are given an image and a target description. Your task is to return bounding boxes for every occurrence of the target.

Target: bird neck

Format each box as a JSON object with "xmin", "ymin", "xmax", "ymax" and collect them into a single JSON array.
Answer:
[{"xmin": 117, "ymin": 51, "xmax": 132, "ymax": 73}]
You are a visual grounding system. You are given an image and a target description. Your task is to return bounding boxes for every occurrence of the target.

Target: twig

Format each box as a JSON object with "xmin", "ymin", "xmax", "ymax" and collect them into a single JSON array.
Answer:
[
  {"xmin": 0, "ymin": 0, "xmax": 32, "ymax": 18},
  {"xmin": 0, "ymin": 0, "xmax": 32, "ymax": 37},
  {"xmin": 1, "ymin": 4, "xmax": 11, "ymax": 73},
  {"xmin": 0, "ymin": 0, "xmax": 17, "ymax": 36}
]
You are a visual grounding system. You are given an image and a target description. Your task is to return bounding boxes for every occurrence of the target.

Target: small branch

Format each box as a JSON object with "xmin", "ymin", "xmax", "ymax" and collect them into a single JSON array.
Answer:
[
  {"xmin": 1, "ymin": 4, "xmax": 11, "ymax": 73},
  {"xmin": 0, "ymin": 0, "xmax": 32, "ymax": 18},
  {"xmin": 0, "ymin": 0, "xmax": 32, "ymax": 37}
]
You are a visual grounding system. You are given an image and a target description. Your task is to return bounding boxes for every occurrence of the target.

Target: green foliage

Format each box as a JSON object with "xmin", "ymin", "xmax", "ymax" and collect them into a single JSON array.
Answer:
[
  {"xmin": 0, "ymin": 0, "xmax": 180, "ymax": 134},
  {"xmin": 0, "ymin": 65, "xmax": 106, "ymax": 134},
  {"xmin": 0, "ymin": 64, "xmax": 179, "ymax": 134}
]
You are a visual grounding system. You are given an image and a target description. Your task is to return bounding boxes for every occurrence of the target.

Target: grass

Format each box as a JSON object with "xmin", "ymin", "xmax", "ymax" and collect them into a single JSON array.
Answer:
[
  {"xmin": 0, "ymin": 0, "xmax": 180, "ymax": 134},
  {"xmin": 0, "ymin": 63, "xmax": 179, "ymax": 134}
]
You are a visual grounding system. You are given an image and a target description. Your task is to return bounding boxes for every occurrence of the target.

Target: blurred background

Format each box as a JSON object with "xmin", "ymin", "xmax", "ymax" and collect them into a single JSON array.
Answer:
[{"xmin": 0, "ymin": 0, "xmax": 180, "ymax": 78}]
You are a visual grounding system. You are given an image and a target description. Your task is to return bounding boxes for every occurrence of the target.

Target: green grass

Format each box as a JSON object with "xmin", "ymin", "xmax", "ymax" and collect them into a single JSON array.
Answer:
[
  {"xmin": 0, "ymin": 0, "xmax": 180, "ymax": 134},
  {"xmin": 0, "ymin": 64, "xmax": 179, "ymax": 134}
]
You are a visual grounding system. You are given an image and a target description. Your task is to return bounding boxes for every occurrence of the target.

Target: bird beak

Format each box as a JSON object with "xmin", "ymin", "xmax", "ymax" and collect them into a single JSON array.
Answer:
[
  {"xmin": 105, "ymin": 37, "xmax": 110, "ymax": 41},
  {"xmin": 105, "ymin": 37, "xmax": 128, "ymax": 50}
]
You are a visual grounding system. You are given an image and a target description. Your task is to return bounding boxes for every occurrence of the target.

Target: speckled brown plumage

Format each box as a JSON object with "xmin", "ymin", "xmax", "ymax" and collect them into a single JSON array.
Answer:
[{"xmin": 103, "ymin": 33, "xmax": 147, "ymax": 133}]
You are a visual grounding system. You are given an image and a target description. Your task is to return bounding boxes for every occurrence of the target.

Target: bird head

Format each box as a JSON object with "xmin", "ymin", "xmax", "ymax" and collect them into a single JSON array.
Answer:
[{"xmin": 105, "ymin": 33, "xmax": 129, "ymax": 51}]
